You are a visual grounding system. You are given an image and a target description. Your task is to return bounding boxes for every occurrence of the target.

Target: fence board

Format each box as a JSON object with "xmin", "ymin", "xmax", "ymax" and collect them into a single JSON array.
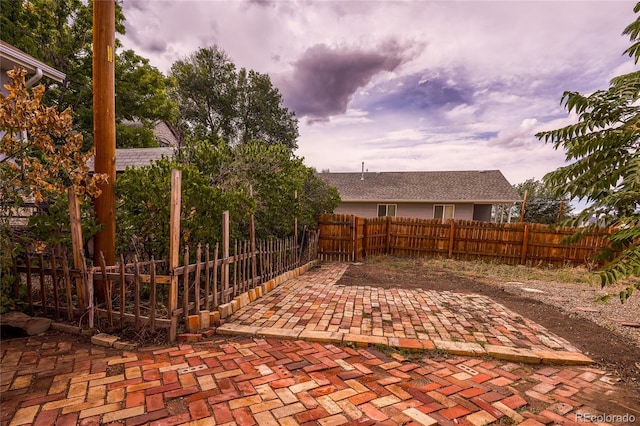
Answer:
[{"xmin": 319, "ymin": 214, "xmax": 609, "ymax": 268}]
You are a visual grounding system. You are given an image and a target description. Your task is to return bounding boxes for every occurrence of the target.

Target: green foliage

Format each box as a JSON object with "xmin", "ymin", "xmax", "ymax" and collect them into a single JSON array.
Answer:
[
  {"xmin": 116, "ymin": 141, "xmax": 340, "ymax": 259},
  {"xmin": 235, "ymin": 69, "xmax": 299, "ymax": 147},
  {"xmin": 515, "ymin": 178, "xmax": 574, "ymax": 224},
  {"xmin": 115, "ymin": 49, "xmax": 177, "ymax": 148},
  {"xmin": 115, "ymin": 157, "xmax": 251, "ymax": 261},
  {"xmin": 2, "ymin": 0, "xmax": 176, "ymax": 149},
  {"xmin": 170, "ymin": 46, "xmax": 299, "ymax": 151},
  {"xmin": 116, "ymin": 123, "xmax": 159, "ymax": 148},
  {"xmin": 26, "ymin": 193, "xmax": 101, "ymax": 250},
  {"xmin": 179, "ymin": 140, "xmax": 339, "ymax": 238},
  {"xmin": 536, "ymin": 3, "xmax": 640, "ymax": 299}
]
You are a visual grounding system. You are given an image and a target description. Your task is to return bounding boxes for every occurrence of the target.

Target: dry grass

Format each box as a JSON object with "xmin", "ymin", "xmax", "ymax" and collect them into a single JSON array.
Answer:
[{"xmin": 365, "ymin": 254, "xmax": 600, "ymax": 285}]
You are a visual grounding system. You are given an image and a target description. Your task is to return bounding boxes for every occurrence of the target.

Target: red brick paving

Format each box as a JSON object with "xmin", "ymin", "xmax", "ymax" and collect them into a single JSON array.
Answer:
[
  {"xmin": 2, "ymin": 263, "xmax": 639, "ymax": 425},
  {"xmin": 231, "ymin": 263, "xmax": 579, "ymax": 353},
  {"xmin": 2, "ymin": 334, "xmax": 639, "ymax": 425}
]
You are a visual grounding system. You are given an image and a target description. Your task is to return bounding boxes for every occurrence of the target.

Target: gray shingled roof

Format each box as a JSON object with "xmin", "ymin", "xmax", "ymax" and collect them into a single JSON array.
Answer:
[
  {"xmin": 318, "ymin": 170, "xmax": 521, "ymax": 203},
  {"xmin": 88, "ymin": 147, "xmax": 174, "ymax": 173}
]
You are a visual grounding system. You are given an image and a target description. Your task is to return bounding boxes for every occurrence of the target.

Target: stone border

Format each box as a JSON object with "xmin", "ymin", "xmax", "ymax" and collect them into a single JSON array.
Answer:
[
  {"xmin": 184, "ymin": 260, "xmax": 319, "ymax": 334},
  {"xmin": 214, "ymin": 323, "xmax": 594, "ymax": 366}
]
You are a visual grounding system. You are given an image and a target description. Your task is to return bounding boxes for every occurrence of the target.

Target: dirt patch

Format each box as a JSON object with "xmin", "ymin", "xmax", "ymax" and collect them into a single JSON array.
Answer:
[{"xmin": 337, "ymin": 257, "xmax": 640, "ymax": 388}]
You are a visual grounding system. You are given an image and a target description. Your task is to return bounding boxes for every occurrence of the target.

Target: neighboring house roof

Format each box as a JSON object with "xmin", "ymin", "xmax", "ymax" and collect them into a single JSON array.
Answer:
[
  {"xmin": 154, "ymin": 121, "xmax": 181, "ymax": 147},
  {"xmin": 88, "ymin": 147, "xmax": 175, "ymax": 173},
  {"xmin": 318, "ymin": 170, "xmax": 521, "ymax": 203},
  {"xmin": 0, "ymin": 40, "xmax": 66, "ymax": 82}
]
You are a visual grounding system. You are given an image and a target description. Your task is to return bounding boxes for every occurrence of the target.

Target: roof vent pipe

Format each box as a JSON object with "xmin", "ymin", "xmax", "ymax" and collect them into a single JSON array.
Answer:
[{"xmin": 361, "ymin": 162, "xmax": 364, "ymax": 181}]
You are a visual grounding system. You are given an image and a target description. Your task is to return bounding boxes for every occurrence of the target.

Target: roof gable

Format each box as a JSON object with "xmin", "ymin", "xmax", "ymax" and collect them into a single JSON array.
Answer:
[{"xmin": 318, "ymin": 170, "xmax": 521, "ymax": 203}]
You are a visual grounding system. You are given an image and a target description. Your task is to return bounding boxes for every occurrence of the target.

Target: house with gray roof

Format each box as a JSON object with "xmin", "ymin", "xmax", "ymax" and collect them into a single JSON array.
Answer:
[{"xmin": 318, "ymin": 170, "xmax": 521, "ymax": 221}]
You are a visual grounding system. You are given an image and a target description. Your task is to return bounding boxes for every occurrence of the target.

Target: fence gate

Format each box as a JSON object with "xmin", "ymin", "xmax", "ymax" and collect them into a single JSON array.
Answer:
[{"xmin": 318, "ymin": 214, "xmax": 366, "ymax": 262}]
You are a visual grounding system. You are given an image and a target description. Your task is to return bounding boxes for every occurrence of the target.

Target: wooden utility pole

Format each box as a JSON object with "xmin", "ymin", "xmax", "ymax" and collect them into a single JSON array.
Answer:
[
  {"xmin": 168, "ymin": 170, "xmax": 181, "ymax": 343},
  {"xmin": 557, "ymin": 201, "xmax": 564, "ymax": 224},
  {"xmin": 519, "ymin": 190, "xmax": 528, "ymax": 223},
  {"xmin": 93, "ymin": 0, "xmax": 116, "ymax": 290}
]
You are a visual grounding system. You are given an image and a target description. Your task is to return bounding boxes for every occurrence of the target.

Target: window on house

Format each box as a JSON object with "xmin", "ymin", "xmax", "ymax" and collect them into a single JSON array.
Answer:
[
  {"xmin": 434, "ymin": 204, "xmax": 455, "ymax": 220},
  {"xmin": 377, "ymin": 204, "xmax": 397, "ymax": 217}
]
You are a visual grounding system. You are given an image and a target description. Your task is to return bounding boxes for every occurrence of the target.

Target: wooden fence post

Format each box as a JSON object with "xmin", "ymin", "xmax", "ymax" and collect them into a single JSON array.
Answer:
[
  {"xmin": 294, "ymin": 189, "xmax": 299, "ymax": 266},
  {"xmin": 183, "ymin": 246, "xmax": 190, "ymax": 322},
  {"xmin": 222, "ymin": 211, "xmax": 230, "ymax": 303},
  {"xmin": 68, "ymin": 188, "xmax": 87, "ymax": 309},
  {"xmin": 150, "ymin": 257, "xmax": 157, "ymax": 333},
  {"xmin": 250, "ymin": 216, "xmax": 257, "ymax": 284},
  {"xmin": 519, "ymin": 190, "xmax": 528, "ymax": 223},
  {"xmin": 195, "ymin": 243, "xmax": 202, "ymax": 314},
  {"xmin": 520, "ymin": 224, "xmax": 529, "ymax": 265},
  {"xmin": 204, "ymin": 244, "xmax": 211, "ymax": 311},
  {"xmin": 119, "ymin": 255, "xmax": 125, "ymax": 329},
  {"xmin": 385, "ymin": 216, "xmax": 392, "ymax": 254},
  {"xmin": 352, "ymin": 215, "xmax": 356, "ymax": 262},
  {"xmin": 168, "ymin": 169, "xmax": 181, "ymax": 343},
  {"xmin": 448, "ymin": 221, "xmax": 455, "ymax": 258},
  {"xmin": 363, "ymin": 218, "xmax": 368, "ymax": 259},
  {"xmin": 294, "ymin": 217, "xmax": 298, "ymax": 265},
  {"xmin": 249, "ymin": 186, "xmax": 258, "ymax": 284}
]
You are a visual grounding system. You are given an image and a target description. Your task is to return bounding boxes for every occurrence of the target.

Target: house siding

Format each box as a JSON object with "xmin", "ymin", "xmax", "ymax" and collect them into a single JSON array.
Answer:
[{"xmin": 335, "ymin": 202, "xmax": 476, "ymax": 220}]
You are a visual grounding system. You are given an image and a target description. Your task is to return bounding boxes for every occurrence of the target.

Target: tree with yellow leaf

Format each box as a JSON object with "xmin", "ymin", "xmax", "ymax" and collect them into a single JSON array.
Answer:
[
  {"xmin": 1, "ymin": 68, "xmax": 106, "ymax": 205},
  {"xmin": 1, "ymin": 67, "xmax": 107, "ymax": 311}
]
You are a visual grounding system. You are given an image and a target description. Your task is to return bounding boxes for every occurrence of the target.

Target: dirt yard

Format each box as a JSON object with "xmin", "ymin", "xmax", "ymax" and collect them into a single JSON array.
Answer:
[{"xmin": 337, "ymin": 256, "xmax": 640, "ymax": 388}]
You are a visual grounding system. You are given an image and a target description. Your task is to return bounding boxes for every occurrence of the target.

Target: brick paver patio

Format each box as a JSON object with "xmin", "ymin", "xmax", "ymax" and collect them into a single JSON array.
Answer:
[
  {"xmin": 1, "ymin": 261, "xmax": 639, "ymax": 425},
  {"xmin": 1, "ymin": 335, "xmax": 638, "ymax": 426},
  {"xmin": 218, "ymin": 263, "xmax": 590, "ymax": 364}
]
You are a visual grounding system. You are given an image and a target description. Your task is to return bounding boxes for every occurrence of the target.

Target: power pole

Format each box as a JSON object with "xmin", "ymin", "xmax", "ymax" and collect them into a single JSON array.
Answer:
[{"xmin": 93, "ymin": 0, "xmax": 116, "ymax": 300}]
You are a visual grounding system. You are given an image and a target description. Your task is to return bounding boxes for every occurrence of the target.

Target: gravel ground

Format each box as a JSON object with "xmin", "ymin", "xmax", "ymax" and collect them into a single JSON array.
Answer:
[{"xmin": 495, "ymin": 278, "xmax": 640, "ymax": 349}]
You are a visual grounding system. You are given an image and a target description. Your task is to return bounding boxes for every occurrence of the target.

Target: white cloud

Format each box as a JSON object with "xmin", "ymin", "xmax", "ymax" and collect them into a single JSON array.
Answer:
[{"xmin": 120, "ymin": 0, "xmax": 639, "ymax": 188}]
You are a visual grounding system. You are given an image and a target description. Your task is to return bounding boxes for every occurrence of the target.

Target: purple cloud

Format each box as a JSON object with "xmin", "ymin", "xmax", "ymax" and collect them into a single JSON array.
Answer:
[{"xmin": 279, "ymin": 42, "xmax": 410, "ymax": 121}]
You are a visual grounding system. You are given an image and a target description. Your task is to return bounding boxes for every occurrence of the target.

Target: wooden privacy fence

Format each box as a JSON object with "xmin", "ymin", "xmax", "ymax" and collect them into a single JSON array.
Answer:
[{"xmin": 318, "ymin": 214, "xmax": 609, "ymax": 267}]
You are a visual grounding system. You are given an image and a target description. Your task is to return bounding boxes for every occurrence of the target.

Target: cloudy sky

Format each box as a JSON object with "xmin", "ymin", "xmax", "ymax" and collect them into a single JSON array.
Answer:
[{"xmin": 120, "ymin": 0, "xmax": 638, "ymax": 187}]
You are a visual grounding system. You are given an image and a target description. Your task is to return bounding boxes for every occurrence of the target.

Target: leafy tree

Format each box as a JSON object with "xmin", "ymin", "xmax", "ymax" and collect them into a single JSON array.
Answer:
[
  {"xmin": 115, "ymin": 123, "xmax": 159, "ymax": 149},
  {"xmin": 236, "ymin": 69, "xmax": 299, "ymax": 147},
  {"xmin": 1, "ymin": 0, "xmax": 176, "ymax": 149},
  {"xmin": 170, "ymin": 47, "xmax": 237, "ymax": 145},
  {"xmin": 115, "ymin": 49, "xmax": 177, "ymax": 148},
  {"xmin": 115, "ymin": 158, "xmax": 251, "ymax": 261},
  {"xmin": 1, "ymin": 68, "xmax": 106, "ymax": 310},
  {"xmin": 170, "ymin": 46, "xmax": 299, "ymax": 150},
  {"xmin": 117, "ymin": 140, "xmax": 339, "ymax": 259},
  {"xmin": 536, "ymin": 3, "xmax": 640, "ymax": 301},
  {"xmin": 515, "ymin": 179, "xmax": 573, "ymax": 224}
]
